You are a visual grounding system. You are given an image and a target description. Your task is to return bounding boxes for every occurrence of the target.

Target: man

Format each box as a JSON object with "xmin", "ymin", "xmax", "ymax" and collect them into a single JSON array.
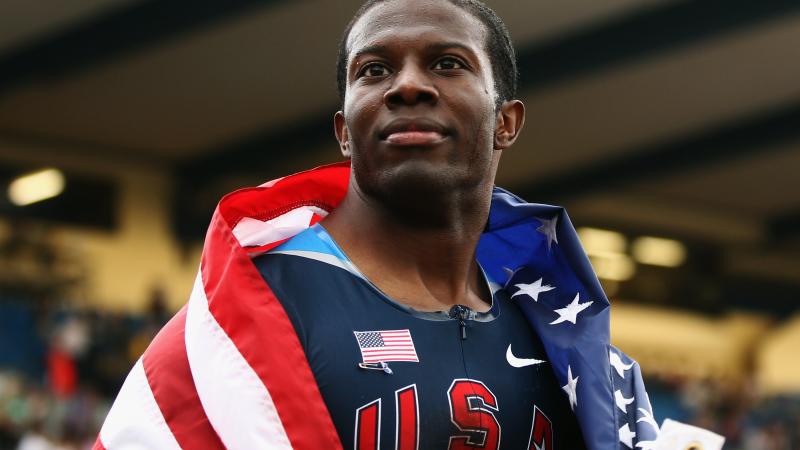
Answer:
[{"xmin": 95, "ymin": 1, "xmax": 661, "ymax": 449}]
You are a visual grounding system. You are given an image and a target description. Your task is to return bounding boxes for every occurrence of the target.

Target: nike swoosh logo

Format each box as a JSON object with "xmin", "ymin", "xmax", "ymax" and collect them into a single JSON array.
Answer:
[{"xmin": 506, "ymin": 344, "xmax": 546, "ymax": 368}]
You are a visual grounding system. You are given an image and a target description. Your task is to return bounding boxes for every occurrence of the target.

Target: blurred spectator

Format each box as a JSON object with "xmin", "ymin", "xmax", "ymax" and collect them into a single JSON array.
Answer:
[{"xmin": 0, "ymin": 295, "xmax": 169, "ymax": 448}]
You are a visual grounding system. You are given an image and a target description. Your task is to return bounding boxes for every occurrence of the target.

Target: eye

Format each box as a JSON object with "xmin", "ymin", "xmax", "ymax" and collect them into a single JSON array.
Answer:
[
  {"xmin": 432, "ymin": 56, "xmax": 465, "ymax": 71},
  {"xmin": 358, "ymin": 62, "xmax": 392, "ymax": 78}
]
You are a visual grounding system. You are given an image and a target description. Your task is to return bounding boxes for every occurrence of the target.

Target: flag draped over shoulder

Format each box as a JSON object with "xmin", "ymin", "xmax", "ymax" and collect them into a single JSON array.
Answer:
[
  {"xmin": 95, "ymin": 162, "xmax": 659, "ymax": 450},
  {"xmin": 479, "ymin": 189, "xmax": 660, "ymax": 450}
]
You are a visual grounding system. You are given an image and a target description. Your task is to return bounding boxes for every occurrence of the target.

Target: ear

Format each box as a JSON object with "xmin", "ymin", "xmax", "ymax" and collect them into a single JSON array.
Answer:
[
  {"xmin": 334, "ymin": 111, "xmax": 351, "ymax": 158},
  {"xmin": 493, "ymin": 100, "xmax": 525, "ymax": 150}
]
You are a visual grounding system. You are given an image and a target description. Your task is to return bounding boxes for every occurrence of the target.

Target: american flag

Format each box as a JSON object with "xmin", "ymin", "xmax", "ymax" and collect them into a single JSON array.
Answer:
[
  {"xmin": 478, "ymin": 188, "xmax": 663, "ymax": 449},
  {"xmin": 94, "ymin": 163, "xmax": 706, "ymax": 450},
  {"xmin": 354, "ymin": 329, "xmax": 419, "ymax": 363}
]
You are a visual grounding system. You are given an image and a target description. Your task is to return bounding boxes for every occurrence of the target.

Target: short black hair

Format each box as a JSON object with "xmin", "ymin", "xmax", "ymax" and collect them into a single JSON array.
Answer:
[{"xmin": 336, "ymin": 0, "xmax": 518, "ymax": 108}]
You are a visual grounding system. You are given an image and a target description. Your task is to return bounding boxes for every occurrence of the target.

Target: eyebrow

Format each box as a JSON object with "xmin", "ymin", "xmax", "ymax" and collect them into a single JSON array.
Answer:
[
  {"xmin": 352, "ymin": 41, "xmax": 478, "ymax": 61},
  {"xmin": 352, "ymin": 45, "xmax": 389, "ymax": 60}
]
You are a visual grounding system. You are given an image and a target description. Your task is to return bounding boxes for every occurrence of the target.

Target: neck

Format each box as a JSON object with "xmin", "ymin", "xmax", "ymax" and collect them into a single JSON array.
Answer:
[{"xmin": 322, "ymin": 179, "xmax": 494, "ymax": 312}]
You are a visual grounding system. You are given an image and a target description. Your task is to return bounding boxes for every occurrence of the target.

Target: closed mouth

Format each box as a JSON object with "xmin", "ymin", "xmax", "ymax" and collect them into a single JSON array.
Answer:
[
  {"xmin": 379, "ymin": 118, "xmax": 449, "ymax": 141},
  {"xmin": 384, "ymin": 130, "xmax": 446, "ymax": 146}
]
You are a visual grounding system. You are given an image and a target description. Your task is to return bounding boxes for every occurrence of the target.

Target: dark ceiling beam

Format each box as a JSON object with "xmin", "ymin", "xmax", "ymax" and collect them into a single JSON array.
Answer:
[
  {"xmin": 515, "ymin": 102, "xmax": 800, "ymax": 203},
  {"xmin": 0, "ymin": 0, "xmax": 286, "ymax": 96},
  {"xmin": 767, "ymin": 208, "xmax": 800, "ymax": 243},
  {"xmin": 176, "ymin": 0, "xmax": 800, "ymax": 183},
  {"xmin": 177, "ymin": 113, "xmax": 334, "ymax": 184},
  {"xmin": 516, "ymin": 0, "xmax": 800, "ymax": 90}
]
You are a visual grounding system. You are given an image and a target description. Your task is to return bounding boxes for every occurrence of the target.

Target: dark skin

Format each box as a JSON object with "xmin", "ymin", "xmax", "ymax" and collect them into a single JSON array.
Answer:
[{"xmin": 324, "ymin": 0, "xmax": 525, "ymax": 313}]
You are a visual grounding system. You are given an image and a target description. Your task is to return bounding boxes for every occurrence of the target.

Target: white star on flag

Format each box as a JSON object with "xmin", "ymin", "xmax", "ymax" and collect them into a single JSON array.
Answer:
[
  {"xmin": 637, "ymin": 408, "xmax": 660, "ymax": 433},
  {"xmin": 536, "ymin": 216, "xmax": 559, "ymax": 250},
  {"xmin": 533, "ymin": 442, "xmax": 545, "ymax": 450},
  {"xmin": 610, "ymin": 351, "xmax": 635, "ymax": 378},
  {"xmin": 511, "ymin": 278, "xmax": 555, "ymax": 301},
  {"xmin": 619, "ymin": 423, "xmax": 636, "ymax": 449},
  {"xmin": 562, "ymin": 365, "xmax": 579, "ymax": 411},
  {"xmin": 635, "ymin": 440, "xmax": 657, "ymax": 450},
  {"xmin": 550, "ymin": 293, "xmax": 593, "ymax": 325},
  {"xmin": 615, "ymin": 389, "xmax": 635, "ymax": 414}
]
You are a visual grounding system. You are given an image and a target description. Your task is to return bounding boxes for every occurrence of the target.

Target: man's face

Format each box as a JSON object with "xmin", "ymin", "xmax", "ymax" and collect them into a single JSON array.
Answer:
[{"xmin": 336, "ymin": 0, "xmax": 504, "ymax": 203}]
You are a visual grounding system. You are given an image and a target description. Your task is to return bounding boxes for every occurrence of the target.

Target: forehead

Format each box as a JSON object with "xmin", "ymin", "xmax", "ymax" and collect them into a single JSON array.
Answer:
[{"xmin": 346, "ymin": 0, "xmax": 488, "ymax": 61}]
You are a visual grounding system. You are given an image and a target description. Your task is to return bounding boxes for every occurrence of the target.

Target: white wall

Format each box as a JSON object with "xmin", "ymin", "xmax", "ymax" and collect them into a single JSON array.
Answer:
[
  {"xmin": 757, "ymin": 314, "xmax": 800, "ymax": 395},
  {"xmin": 611, "ymin": 302, "xmax": 770, "ymax": 382}
]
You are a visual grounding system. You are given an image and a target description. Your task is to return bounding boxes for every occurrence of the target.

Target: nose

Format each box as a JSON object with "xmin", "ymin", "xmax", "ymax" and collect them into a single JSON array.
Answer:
[{"xmin": 383, "ymin": 64, "xmax": 439, "ymax": 108}]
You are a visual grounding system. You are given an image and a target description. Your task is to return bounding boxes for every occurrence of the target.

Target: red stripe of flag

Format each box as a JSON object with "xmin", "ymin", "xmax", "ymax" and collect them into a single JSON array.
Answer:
[
  {"xmin": 142, "ymin": 306, "xmax": 225, "ymax": 449},
  {"xmin": 201, "ymin": 164, "xmax": 349, "ymax": 449}
]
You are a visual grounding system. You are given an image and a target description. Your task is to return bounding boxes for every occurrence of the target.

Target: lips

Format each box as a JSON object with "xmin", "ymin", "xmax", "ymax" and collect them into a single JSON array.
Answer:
[
  {"xmin": 380, "ymin": 119, "xmax": 449, "ymax": 146},
  {"xmin": 385, "ymin": 130, "xmax": 445, "ymax": 145}
]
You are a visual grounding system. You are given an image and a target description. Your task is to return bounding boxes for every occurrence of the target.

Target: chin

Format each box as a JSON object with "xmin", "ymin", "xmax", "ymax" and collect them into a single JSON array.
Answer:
[
  {"xmin": 366, "ymin": 160, "xmax": 478, "ymax": 202},
  {"xmin": 353, "ymin": 156, "xmax": 493, "ymax": 227},
  {"xmin": 384, "ymin": 160, "xmax": 463, "ymax": 191}
]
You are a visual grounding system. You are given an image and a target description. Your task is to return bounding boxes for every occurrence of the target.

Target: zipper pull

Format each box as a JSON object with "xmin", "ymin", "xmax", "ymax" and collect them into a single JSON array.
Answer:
[{"xmin": 449, "ymin": 305, "xmax": 472, "ymax": 340}]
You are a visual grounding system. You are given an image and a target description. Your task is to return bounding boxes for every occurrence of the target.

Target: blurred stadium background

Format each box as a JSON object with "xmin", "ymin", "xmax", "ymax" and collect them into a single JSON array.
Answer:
[{"xmin": 0, "ymin": 0, "xmax": 799, "ymax": 448}]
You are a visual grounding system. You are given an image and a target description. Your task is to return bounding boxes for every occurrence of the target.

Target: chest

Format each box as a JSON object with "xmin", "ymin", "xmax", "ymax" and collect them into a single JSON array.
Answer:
[{"xmin": 257, "ymin": 253, "xmax": 585, "ymax": 449}]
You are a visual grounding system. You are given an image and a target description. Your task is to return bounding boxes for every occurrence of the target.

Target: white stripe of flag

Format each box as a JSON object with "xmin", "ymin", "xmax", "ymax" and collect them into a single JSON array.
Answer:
[{"xmin": 354, "ymin": 329, "xmax": 419, "ymax": 363}]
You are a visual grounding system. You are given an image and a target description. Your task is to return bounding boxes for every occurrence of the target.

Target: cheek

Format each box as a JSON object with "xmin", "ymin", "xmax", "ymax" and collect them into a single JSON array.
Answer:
[
  {"xmin": 344, "ymin": 97, "xmax": 380, "ymax": 145},
  {"xmin": 343, "ymin": 95, "xmax": 386, "ymax": 172},
  {"xmin": 448, "ymin": 83, "xmax": 493, "ymax": 116},
  {"xmin": 448, "ymin": 93, "xmax": 496, "ymax": 142}
]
